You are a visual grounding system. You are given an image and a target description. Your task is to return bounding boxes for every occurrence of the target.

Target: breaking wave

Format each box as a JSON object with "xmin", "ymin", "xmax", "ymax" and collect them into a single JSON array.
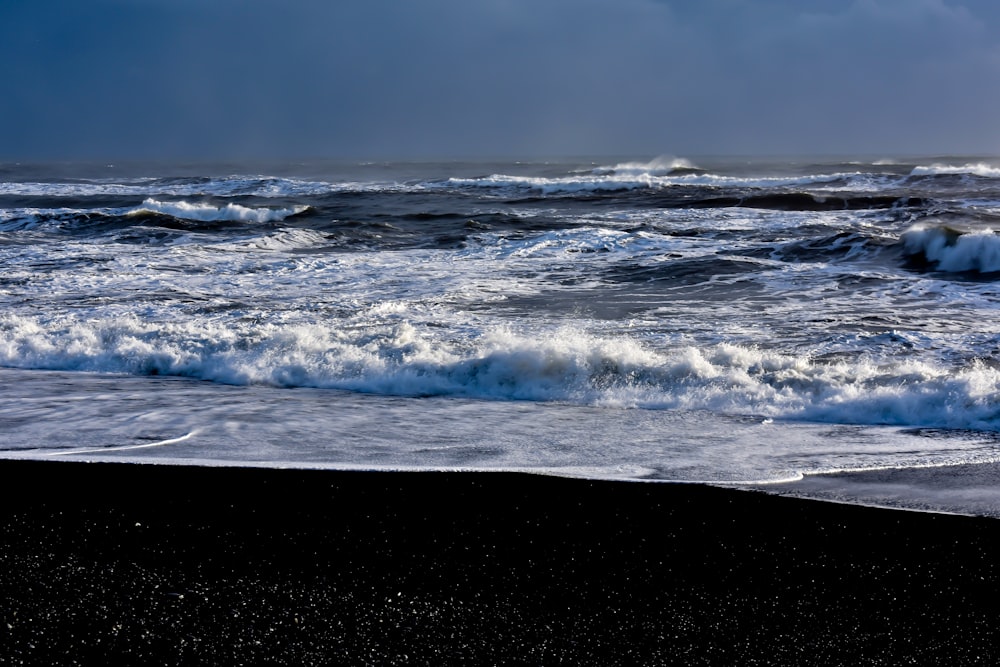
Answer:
[
  {"xmin": 2, "ymin": 314, "xmax": 999, "ymax": 432},
  {"xmin": 590, "ymin": 156, "xmax": 701, "ymax": 176},
  {"xmin": 127, "ymin": 199, "xmax": 310, "ymax": 223},
  {"xmin": 901, "ymin": 224, "xmax": 1000, "ymax": 273},
  {"xmin": 446, "ymin": 171, "xmax": 866, "ymax": 194},
  {"xmin": 910, "ymin": 163, "xmax": 1000, "ymax": 178}
]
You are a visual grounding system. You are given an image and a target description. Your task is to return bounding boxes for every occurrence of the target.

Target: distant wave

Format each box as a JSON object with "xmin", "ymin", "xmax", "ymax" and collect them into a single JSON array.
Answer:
[
  {"xmin": 1, "ymin": 201, "xmax": 311, "ymax": 231},
  {"xmin": 445, "ymin": 171, "xmax": 868, "ymax": 195},
  {"xmin": 683, "ymin": 192, "xmax": 926, "ymax": 212},
  {"xmin": 591, "ymin": 156, "xmax": 701, "ymax": 176},
  {"xmin": 901, "ymin": 224, "xmax": 1000, "ymax": 273},
  {"xmin": 0, "ymin": 207, "xmax": 98, "ymax": 232},
  {"xmin": 0, "ymin": 176, "xmax": 368, "ymax": 198},
  {"xmin": 126, "ymin": 199, "xmax": 310, "ymax": 223},
  {"xmin": 1, "ymin": 162, "xmax": 923, "ymax": 202},
  {"xmin": 910, "ymin": 163, "xmax": 1000, "ymax": 178},
  {"xmin": 2, "ymin": 314, "xmax": 999, "ymax": 432}
]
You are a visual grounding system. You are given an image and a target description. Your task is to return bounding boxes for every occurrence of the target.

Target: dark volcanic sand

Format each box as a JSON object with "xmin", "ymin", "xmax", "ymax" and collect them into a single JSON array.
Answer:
[{"xmin": 1, "ymin": 460, "xmax": 998, "ymax": 665}]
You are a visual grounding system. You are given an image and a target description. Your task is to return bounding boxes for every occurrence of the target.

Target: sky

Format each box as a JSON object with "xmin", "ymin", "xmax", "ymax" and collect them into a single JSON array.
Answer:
[{"xmin": 2, "ymin": 0, "xmax": 1000, "ymax": 160}]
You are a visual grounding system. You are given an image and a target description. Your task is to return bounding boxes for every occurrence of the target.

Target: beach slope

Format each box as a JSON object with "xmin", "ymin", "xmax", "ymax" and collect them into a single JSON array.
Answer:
[{"xmin": 1, "ymin": 460, "xmax": 998, "ymax": 665}]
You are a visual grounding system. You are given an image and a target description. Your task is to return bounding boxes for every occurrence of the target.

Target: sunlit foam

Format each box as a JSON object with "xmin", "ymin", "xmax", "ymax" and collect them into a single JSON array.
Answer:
[
  {"xmin": 2, "ymin": 314, "xmax": 1000, "ymax": 432},
  {"xmin": 901, "ymin": 224, "xmax": 1000, "ymax": 273},
  {"xmin": 910, "ymin": 162, "xmax": 1000, "ymax": 178},
  {"xmin": 127, "ymin": 199, "xmax": 309, "ymax": 223}
]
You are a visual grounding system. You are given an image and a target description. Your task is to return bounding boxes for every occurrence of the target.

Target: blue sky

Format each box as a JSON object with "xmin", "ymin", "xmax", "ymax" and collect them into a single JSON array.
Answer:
[{"xmin": 2, "ymin": 0, "xmax": 999, "ymax": 159}]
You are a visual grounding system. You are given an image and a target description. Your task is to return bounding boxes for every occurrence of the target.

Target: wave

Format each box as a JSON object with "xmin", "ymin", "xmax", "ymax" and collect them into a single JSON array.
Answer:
[
  {"xmin": 901, "ymin": 224, "xmax": 1000, "ymax": 273},
  {"xmin": 910, "ymin": 163, "xmax": 1000, "ymax": 178},
  {"xmin": 1, "ymin": 162, "xmax": 934, "ymax": 204},
  {"xmin": 228, "ymin": 228, "xmax": 334, "ymax": 252},
  {"xmin": 0, "ymin": 207, "xmax": 98, "ymax": 232},
  {"xmin": 445, "ymin": 170, "xmax": 881, "ymax": 195},
  {"xmin": 590, "ymin": 156, "xmax": 701, "ymax": 176},
  {"xmin": 754, "ymin": 230, "xmax": 890, "ymax": 264},
  {"xmin": 0, "ymin": 201, "xmax": 310, "ymax": 233},
  {"xmin": 0, "ymin": 176, "xmax": 384, "ymax": 199},
  {"xmin": 126, "ymin": 199, "xmax": 310, "ymax": 223},
  {"xmin": 2, "ymin": 314, "xmax": 999, "ymax": 432},
  {"xmin": 681, "ymin": 193, "xmax": 926, "ymax": 212}
]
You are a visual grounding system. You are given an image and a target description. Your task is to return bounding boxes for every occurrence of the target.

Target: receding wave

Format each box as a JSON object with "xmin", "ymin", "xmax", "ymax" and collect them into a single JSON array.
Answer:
[
  {"xmin": 901, "ymin": 224, "xmax": 1000, "ymax": 273},
  {"xmin": 2, "ymin": 314, "xmax": 999, "ymax": 432},
  {"xmin": 126, "ymin": 199, "xmax": 310, "ymax": 223}
]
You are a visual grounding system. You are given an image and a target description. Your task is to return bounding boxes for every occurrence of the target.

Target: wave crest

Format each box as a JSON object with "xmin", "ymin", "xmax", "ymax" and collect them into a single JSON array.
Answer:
[
  {"xmin": 126, "ymin": 199, "xmax": 310, "ymax": 223},
  {"xmin": 2, "ymin": 314, "xmax": 1000, "ymax": 431},
  {"xmin": 445, "ymin": 171, "xmax": 864, "ymax": 195},
  {"xmin": 901, "ymin": 224, "xmax": 1000, "ymax": 273},
  {"xmin": 910, "ymin": 163, "xmax": 1000, "ymax": 178},
  {"xmin": 591, "ymin": 156, "xmax": 700, "ymax": 176}
]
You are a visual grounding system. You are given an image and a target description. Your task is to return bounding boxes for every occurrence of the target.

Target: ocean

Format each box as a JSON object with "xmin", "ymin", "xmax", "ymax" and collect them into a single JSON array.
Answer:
[{"xmin": 3, "ymin": 155, "xmax": 1000, "ymax": 514}]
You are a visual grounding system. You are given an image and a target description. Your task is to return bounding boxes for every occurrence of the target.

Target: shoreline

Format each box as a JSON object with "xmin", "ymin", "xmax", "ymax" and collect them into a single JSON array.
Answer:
[
  {"xmin": 2, "ymin": 459, "xmax": 999, "ymax": 664},
  {"xmin": 770, "ymin": 460, "xmax": 1000, "ymax": 519}
]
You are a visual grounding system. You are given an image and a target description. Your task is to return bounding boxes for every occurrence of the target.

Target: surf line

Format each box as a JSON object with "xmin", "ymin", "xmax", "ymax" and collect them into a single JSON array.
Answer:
[{"xmin": 47, "ymin": 431, "xmax": 197, "ymax": 457}]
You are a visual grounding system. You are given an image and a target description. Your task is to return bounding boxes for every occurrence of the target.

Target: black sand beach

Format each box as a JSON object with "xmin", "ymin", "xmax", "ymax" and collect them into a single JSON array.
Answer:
[{"xmin": 2, "ymin": 460, "xmax": 999, "ymax": 665}]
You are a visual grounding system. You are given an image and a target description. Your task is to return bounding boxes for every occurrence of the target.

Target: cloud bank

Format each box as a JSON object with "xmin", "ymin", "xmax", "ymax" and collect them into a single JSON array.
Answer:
[{"xmin": 2, "ymin": 0, "xmax": 999, "ymax": 159}]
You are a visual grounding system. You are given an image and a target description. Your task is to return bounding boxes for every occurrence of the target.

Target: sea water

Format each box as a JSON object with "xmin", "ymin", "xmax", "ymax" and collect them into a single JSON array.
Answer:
[{"xmin": 3, "ymin": 156, "xmax": 1000, "ymax": 513}]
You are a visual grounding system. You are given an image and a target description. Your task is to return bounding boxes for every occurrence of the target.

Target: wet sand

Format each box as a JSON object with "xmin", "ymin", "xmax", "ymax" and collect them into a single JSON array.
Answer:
[
  {"xmin": 1, "ymin": 459, "xmax": 999, "ymax": 665},
  {"xmin": 771, "ymin": 461, "xmax": 1000, "ymax": 518}
]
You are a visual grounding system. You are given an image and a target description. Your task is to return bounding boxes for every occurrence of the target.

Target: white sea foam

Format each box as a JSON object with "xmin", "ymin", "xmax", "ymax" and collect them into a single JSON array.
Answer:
[
  {"xmin": 241, "ymin": 228, "xmax": 332, "ymax": 251},
  {"xmin": 910, "ymin": 162, "xmax": 1000, "ymax": 178},
  {"xmin": 0, "ymin": 176, "xmax": 385, "ymax": 198},
  {"xmin": 901, "ymin": 224, "xmax": 1000, "ymax": 273},
  {"xmin": 492, "ymin": 226, "xmax": 658, "ymax": 259},
  {"xmin": 1, "ymin": 163, "xmax": 891, "ymax": 201},
  {"xmin": 2, "ymin": 314, "xmax": 999, "ymax": 432},
  {"xmin": 127, "ymin": 199, "xmax": 310, "ymax": 223},
  {"xmin": 446, "ymin": 171, "xmax": 869, "ymax": 194}
]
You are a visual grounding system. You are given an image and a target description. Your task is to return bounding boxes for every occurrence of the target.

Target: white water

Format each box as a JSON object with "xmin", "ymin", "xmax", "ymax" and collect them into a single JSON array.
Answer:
[
  {"xmin": 902, "ymin": 224, "xmax": 1000, "ymax": 273},
  {"xmin": 2, "ymin": 314, "xmax": 1000, "ymax": 432},
  {"xmin": 127, "ymin": 199, "xmax": 310, "ymax": 223},
  {"xmin": 3, "ymin": 369, "xmax": 998, "ymax": 489},
  {"xmin": 910, "ymin": 162, "xmax": 1000, "ymax": 178}
]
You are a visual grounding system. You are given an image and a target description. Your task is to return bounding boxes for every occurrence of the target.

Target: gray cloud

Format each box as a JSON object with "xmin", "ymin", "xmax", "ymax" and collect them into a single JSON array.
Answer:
[{"xmin": 2, "ymin": 0, "xmax": 999, "ymax": 160}]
